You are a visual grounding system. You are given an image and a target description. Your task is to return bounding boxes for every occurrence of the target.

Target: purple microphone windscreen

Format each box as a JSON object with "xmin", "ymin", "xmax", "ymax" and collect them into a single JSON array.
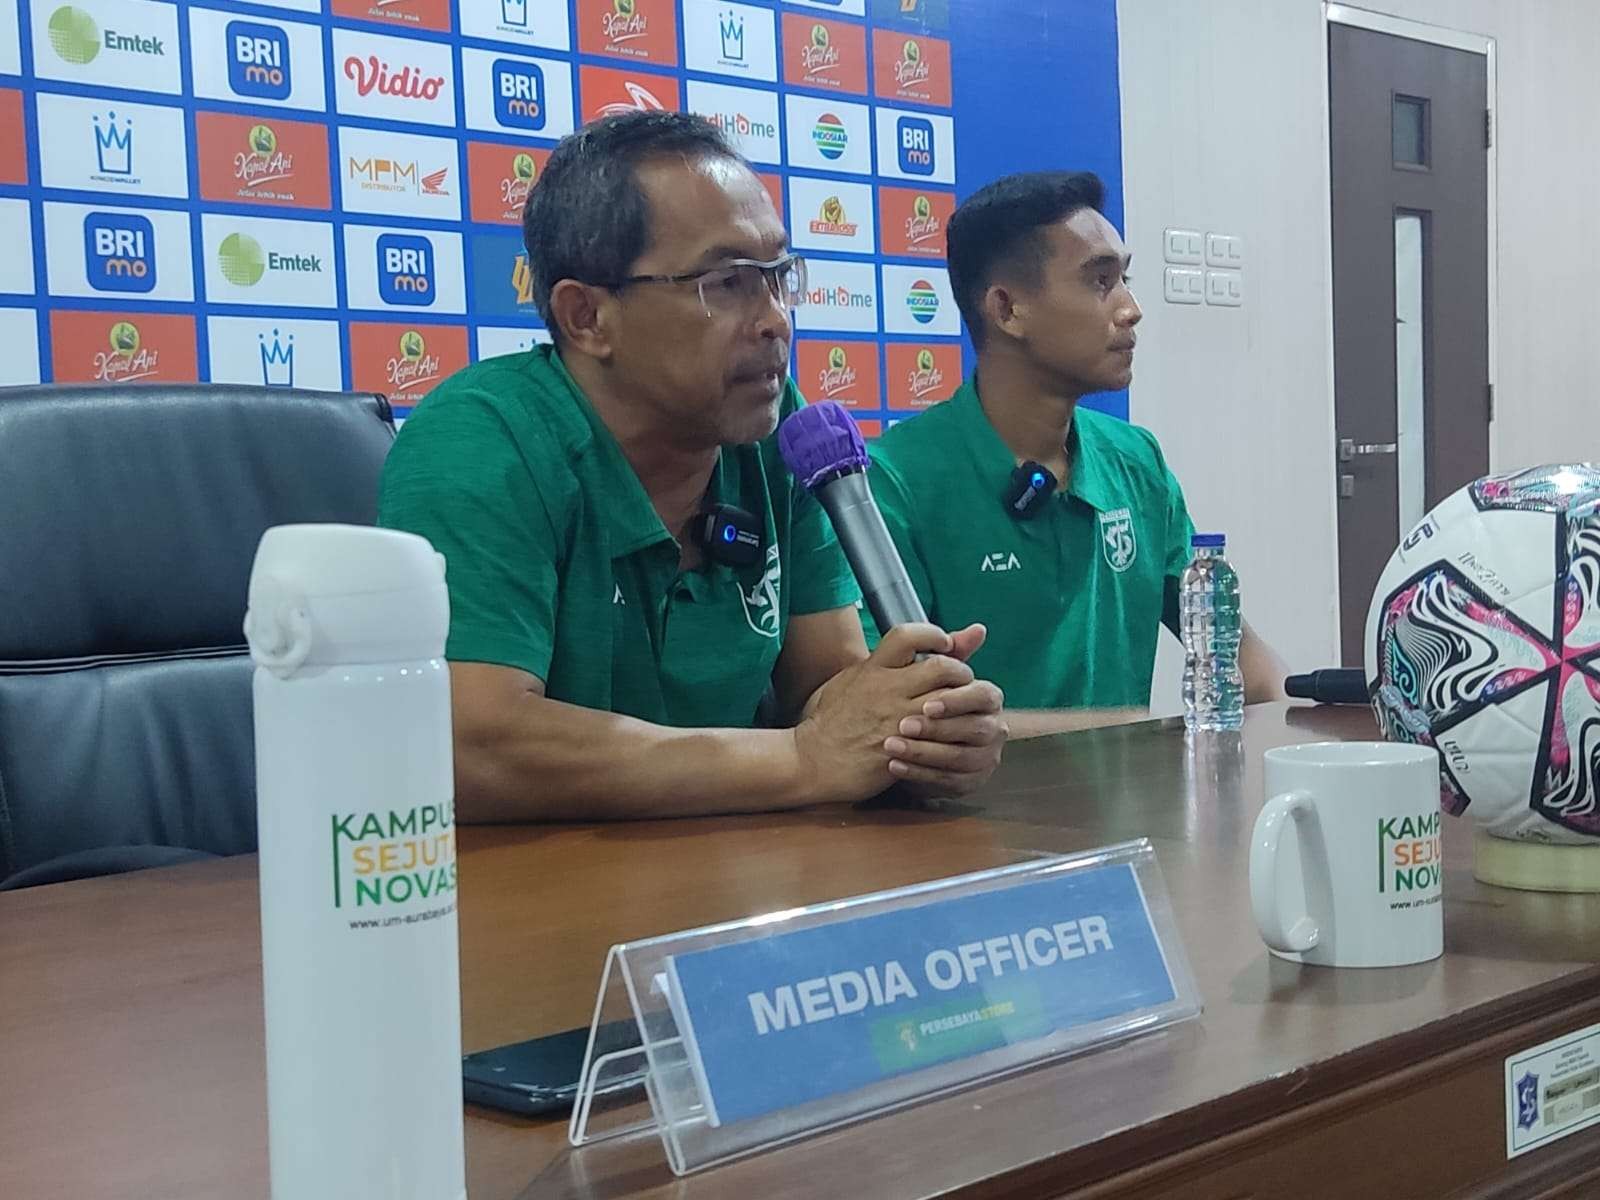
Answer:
[
  {"xmin": 778, "ymin": 401, "xmax": 870, "ymax": 492},
  {"xmin": 777, "ymin": 400, "xmax": 931, "ymax": 632}
]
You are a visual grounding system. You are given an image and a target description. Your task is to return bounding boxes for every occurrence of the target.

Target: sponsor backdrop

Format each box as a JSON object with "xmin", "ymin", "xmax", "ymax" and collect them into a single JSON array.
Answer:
[{"xmin": 0, "ymin": 0, "xmax": 1124, "ymax": 427}]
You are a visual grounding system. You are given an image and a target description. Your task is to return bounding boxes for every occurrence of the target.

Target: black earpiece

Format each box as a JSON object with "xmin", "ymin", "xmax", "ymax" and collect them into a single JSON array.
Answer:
[
  {"xmin": 1003, "ymin": 461, "xmax": 1057, "ymax": 520},
  {"xmin": 692, "ymin": 503, "xmax": 765, "ymax": 567}
]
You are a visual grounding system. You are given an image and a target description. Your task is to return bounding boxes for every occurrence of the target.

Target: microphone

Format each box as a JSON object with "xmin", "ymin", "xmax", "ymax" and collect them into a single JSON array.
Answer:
[
  {"xmin": 1285, "ymin": 668, "xmax": 1371, "ymax": 706},
  {"xmin": 778, "ymin": 402, "xmax": 929, "ymax": 634}
]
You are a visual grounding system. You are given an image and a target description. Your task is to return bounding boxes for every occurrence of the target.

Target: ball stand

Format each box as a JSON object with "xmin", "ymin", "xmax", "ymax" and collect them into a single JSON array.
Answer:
[{"xmin": 1474, "ymin": 831, "xmax": 1600, "ymax": 893}]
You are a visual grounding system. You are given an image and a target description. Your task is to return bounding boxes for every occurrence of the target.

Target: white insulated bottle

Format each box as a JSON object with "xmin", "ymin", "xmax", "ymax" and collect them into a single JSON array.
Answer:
[{"xmin": 244, "ymin": 524, "xmax": 465, "ymax": 1200}]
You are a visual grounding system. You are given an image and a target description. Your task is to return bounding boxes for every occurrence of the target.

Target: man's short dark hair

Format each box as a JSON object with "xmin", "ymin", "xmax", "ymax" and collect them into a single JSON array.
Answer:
[
  {"xmin": 947, "ymin": 171, "xmax": 1106, "ymax": 349},
  {"xmin": 521, "ymin": 111, "xmax": 745, "ymax": 328}
]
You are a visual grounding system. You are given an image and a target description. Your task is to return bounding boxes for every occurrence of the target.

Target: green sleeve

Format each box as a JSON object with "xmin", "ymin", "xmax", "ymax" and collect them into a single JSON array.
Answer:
[
  {"xmin": 859, "ymin": 452, "xmax": 936, "ymax": 649},
  {"xmin": 786, "ymin": 477, "xmax": 862, "ymax": 617},
  {"xmin": 378, "ymin": 389, "xmax": 561, "ymax": 680},
  {"xmin": 1151, "ymin": 435, "xmax": 1196, "ymax": 636}
]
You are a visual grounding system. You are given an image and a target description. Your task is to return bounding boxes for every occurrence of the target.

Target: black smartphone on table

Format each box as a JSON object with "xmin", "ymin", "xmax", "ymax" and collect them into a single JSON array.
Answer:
[{"xmin": 462, "ymin": 1019, "xmax": 646, "ymax": 1117}]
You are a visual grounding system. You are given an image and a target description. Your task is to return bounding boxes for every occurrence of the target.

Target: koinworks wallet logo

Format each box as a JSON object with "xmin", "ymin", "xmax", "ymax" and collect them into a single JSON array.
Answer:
[
  {"xmin": 493, "ymin": 58, "xmax": 545, "ymax": 130},
  {"xmin": 228, "ymin": 20, "xmax": 291, "ymax": 101},
  {"xmin": 377, "ymin": 233, "xmax": 434, "ymax": 305},
  {"xmin": 93, "ymin": 109, "xmax": 133, "ymax": 175},
  {"xmin": 897, "ymin": 115, "xmax": 934, "ymax": 175},
  {"xmin": 84, "ymin": 211, "xmax": 155, "ymax": 292}
]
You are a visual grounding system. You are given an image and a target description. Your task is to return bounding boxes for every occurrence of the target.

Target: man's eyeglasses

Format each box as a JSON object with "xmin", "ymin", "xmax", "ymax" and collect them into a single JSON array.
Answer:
[{"xmin": 614, "ymin": 254, "xmax": 808, "ymax": 319}]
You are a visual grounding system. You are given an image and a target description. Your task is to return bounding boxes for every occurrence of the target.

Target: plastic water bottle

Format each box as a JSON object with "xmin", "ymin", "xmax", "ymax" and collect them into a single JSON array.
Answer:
[
  {"xmin": 245, "ymin": 524, "xmax": 465, "ymax": 1200},
  {"xmin": 1181, "ymin": 532, "xmax": 1245, "ymax": 733}
]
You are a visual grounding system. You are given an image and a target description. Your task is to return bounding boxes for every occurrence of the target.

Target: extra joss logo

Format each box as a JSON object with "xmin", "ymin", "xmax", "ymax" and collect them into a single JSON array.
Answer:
[{"xmin": 809, "ymin": 195, "xmax": 857, "ymax": 238}]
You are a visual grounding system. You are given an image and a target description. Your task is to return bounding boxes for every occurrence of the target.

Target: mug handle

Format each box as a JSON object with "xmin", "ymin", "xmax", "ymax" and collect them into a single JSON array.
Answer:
[{"xmin": 1250, "ymin": 791, "xmax": 1321, "ymax": 953}]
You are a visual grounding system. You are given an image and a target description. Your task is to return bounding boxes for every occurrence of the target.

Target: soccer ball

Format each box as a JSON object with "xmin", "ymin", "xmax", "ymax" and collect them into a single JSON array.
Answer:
[{"xmin": 1366, "ymin": 464, "xmax": 1600, "ymax": 845}]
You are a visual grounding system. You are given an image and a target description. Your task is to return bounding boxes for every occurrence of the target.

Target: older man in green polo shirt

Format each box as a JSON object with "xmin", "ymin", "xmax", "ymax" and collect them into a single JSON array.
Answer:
[
  {"xmin": 867, "ymin": 171, "xmax": 1287, "ymax": 737},
  {"xmin": 378, "ymin": 112, "xmax": 1006, "ymax": 820}
]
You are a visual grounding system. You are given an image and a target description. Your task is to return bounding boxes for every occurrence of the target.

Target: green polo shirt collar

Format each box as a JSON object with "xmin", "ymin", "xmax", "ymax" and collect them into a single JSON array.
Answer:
[{"xmin": 947, "ymin": 378, "xmax": 1120, "ymax": 513}]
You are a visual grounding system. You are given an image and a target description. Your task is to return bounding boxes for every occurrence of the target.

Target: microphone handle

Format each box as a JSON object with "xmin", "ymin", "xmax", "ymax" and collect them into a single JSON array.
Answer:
[
  {"xmin": 813, "ymin": 471, "xmax": 929, "ymax": 633},
  {"xmin": 1285, "ymin": 668, "xmax": 1370, "ymax": 705}
]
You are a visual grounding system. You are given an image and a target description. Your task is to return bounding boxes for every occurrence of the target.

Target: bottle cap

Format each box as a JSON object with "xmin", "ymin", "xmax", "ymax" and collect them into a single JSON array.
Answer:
[
  {"xmin": 244, "ymin": 524, "xmax": 449, "ymax": 678},
  {"xmin": 1191, "ymin": 533, "xmax": 1226, "ymax": 550}
]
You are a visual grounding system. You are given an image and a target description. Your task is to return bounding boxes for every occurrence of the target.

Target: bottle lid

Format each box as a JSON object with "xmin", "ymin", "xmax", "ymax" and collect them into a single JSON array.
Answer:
[
  {"xmin": 1191, "ymin": 533, "xmax": 1226, "ymax": 550},
  {"xmin": 244, "ymin": 524, "xmax": 449, "ymax": 677}
]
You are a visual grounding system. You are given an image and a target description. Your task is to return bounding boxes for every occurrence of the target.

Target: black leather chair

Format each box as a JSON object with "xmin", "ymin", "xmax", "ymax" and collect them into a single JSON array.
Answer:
[{"xmin": 0, "ymin": 384, "xmax": 395, "ymax": 889}]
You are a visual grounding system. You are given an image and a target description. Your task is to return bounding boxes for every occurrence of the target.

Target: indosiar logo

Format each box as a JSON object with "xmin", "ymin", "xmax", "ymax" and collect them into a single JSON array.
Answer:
[
  {"xmin": 493, "ymin": 58, "xmax": 545, "ymax": 130},
  {"xmin": 84, "ymin": 211, "xmax": 156, "ymax": 293},
  {"xmin": 813, "ymin": 112, "xmax": 848, "ymax": 160},
  {"xmin": 227, "ymin": 20, "xmax": 292, "ymax": 101},
  {"xmin": 378, "ymin": 233, "xmax": 435, "ymax": 305},
  {"xmin": 897, "ymin": 115, "xmax": 935, "ymax": 176},
  {"xmin": 906, "ymin": 277, "xmax": 938, "ymax": 324}
]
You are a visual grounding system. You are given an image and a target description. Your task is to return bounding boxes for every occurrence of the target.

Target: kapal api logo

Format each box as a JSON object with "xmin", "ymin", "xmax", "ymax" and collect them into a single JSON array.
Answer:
[
  {"xmin": 387, "ymin": 328, "xmax": 440, "ymax": 394},
  {"xmin": 94, "ymin": 319, "xmax": 160, "ymax": 383},
  {"xmin": 601, "ymin": 0, "xmax": 649, "ymax": 46},
  {"xmin": 234, "ymin": 123, "xmax": 296, "ymax": 190},
  {"xmin": 818, "ymin": 345, "xmax": 856, "ymax": 398},
  {"xmin": 906, "ymin": 194, "xmax": 941, "ymax": 246},
  {"xmin": 801, "ymin": 23, "xmax": 838, "ymax": 76},
  {"xmin": 907, "ymin": 347, "xmax": 944, "ymax": 400}
]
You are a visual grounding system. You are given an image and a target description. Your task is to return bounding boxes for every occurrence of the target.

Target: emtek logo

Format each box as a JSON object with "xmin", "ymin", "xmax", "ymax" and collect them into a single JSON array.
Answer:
[
  {"xmin": 48, "ymin": 5, "xmax": 166, "ymax": 64},
  {"xmin": 813, "ymin": 113, "xmax": 847, "ymax": 160},
  {"xmin": 493, "ymin": 59, "xmax": 545, "ymax": 130},
  {"xmin": 227, "ymin": 21, "xmax": 291, "ymax": 101},
  {"xmin": 84, "ymin": 212, "xmax": 155, "ymax": 293},
  {"xmin": 897, "ymin": 116, "xmax": 934, "ymax": 175},
  {"xmin": 378, "ymin": 233, "xmax": 434, "ymax": 305}
]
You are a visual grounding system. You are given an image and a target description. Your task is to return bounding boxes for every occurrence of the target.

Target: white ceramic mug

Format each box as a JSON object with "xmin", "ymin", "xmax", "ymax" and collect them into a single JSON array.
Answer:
[{"xmin": 1250, "ymin": 741, "xmax": 1444, "ymax": 968}]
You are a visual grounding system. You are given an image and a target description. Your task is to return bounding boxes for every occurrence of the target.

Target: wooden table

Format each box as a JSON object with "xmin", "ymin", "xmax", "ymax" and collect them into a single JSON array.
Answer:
[{"xmin": 3, "ymin": 705, "xmax": 1599, "ymax": 1199}]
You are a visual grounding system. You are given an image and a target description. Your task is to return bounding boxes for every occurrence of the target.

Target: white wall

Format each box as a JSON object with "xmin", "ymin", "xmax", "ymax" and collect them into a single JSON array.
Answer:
[{"xmin": 1119, "ymin": 0, "xmax": 1600, "ymax": 712}]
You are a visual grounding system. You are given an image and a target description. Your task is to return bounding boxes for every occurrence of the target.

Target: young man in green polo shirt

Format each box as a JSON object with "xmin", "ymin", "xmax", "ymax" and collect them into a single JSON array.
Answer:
[
  {"xmin": 378, "ymin": 113, "xmax": 1006, "ymax": 820},
  {"xmin": 867, "ymin": 171, "xmax": 1287, "ymax": 737}
]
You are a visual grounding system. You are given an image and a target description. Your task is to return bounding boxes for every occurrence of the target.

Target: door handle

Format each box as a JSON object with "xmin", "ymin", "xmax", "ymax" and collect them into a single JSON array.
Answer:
[{"xmin": 1338, "ymin": 437, "xmax": 1399, "ymax": 463}]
